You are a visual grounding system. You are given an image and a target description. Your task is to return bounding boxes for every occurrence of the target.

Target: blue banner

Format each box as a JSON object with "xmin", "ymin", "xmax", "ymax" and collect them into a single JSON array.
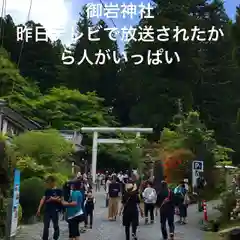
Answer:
[{"xmin": 10, "ymin": 169, "xmax": 20, "ymax": 237}]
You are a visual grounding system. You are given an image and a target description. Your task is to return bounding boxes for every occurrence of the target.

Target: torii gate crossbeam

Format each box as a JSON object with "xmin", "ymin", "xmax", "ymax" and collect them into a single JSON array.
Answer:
[{"xmin": 81, "ymin": 127, "xmax": 153, "ymax": 183}]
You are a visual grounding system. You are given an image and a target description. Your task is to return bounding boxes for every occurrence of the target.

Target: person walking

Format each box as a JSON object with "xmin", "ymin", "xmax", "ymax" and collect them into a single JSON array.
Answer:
[
  {"xmin": 37, "ymin": 176, "xmax": 62, "ymax": 240},
  {"xmin": 105, "ymin": 176, "xmax": 111, "ymax": 207},
  {"xmin": 71, "ymin": 176, "xmax": 87, "ymax": 233},
  {"xmin": 62, "ymin": 182, "xmax": 84, "ymax": 240},
  {"xmin": 108, "ymin": 175, "xmax": 121, "ymax": 220},
  {"xmin": 196, "ymin": 173, "xmax": 206, "ymax": 212},
  {"xmin": 119, "ymin": 181, "xmax": 143, "ymax": 240},
  {"xmin": 84, "ymin": 190, "xmax": 95, "ymax": 228},
  {"xmin": 96, "ymin": 173, "xmax": 101, "ymax": 192},
  {"xmin": 174, "ymin": 181, "xmax": 188, "ymax": 224},
  {"xmin": 142, "ymin": 181, "xmax": 157, "ymax": 224},
  {"xmin": 156, "ymin": 181, "xmax": 175, "ymax": 240},
  {"xmin": 104, "ymin": 171, "xmax": 109, "ymax": 191}
]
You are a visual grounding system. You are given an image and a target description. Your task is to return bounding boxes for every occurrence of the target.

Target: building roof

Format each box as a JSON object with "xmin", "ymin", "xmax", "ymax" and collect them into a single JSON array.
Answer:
[{"xmin": 1, "ymin": 106, "xmax": 41, "ymax": 130}]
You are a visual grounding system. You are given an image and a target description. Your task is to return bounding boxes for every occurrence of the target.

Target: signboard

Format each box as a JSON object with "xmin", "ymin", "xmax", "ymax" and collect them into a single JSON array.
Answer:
[
  {"xmin": 193, "ymin": 161, "xmax": 204, "ymax": 171},
  {"xmin": 192, "ymin": 161, "xmax": 203, "ymax": 190},
  {"xmin": 10, "ymin": 169, "xmax": 20, "ymax": 237}
]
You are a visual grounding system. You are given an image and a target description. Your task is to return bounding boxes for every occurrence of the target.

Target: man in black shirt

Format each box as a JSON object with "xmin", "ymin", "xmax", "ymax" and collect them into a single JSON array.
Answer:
[
  {"xmin": 37, "ymin": 176, "xmax": 62, "ymax": 240},
  {"xmin": 156, "ymin": 181, "xmax": 175, "ymax": 240},
  {"xmin": 196, "ymin": 175, "xmax": 206, "ymax": 212},
  {"xmin": 108, "ymin": 175, "xmax": 120, "ymax": 220}
]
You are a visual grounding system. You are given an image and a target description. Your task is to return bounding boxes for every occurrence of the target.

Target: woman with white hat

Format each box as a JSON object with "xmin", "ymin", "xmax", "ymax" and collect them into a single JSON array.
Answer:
[{"xmin": 119, "ymin": 181, "xmax": 143, "ymax": 240}]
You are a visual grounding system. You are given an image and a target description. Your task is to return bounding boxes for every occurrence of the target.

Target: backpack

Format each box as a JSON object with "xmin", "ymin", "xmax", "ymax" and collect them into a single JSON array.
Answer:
[
  {"xmin": 174, "ymin": 186, "xmax": 184, "ymax": 198},
  {"xmin": 146, "ymin": 189, "xmax": 156, "ymax": 203}
]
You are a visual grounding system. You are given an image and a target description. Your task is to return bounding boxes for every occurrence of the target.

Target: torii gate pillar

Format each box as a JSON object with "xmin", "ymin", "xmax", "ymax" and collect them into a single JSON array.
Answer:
[
  {"xmin": 81, "ymin": 127, "xmax": 153, "ymax": 183},
  {"xmin": 92, "ymin": 131, "xmax": 98, "ymax": 183}
]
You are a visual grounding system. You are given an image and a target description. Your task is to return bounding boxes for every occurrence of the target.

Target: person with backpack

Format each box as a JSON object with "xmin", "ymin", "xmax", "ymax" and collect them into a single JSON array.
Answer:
[
  {"xmin": 142, "ymin": 181, "xmax": 157, "ymax": 224},
  {"xmin": 156, "ymin": 181, "xmax": 175, "ymax": 240},
  {"xmin": 174, "ymin": 181, "xmax": 188, "ymax": 224}
]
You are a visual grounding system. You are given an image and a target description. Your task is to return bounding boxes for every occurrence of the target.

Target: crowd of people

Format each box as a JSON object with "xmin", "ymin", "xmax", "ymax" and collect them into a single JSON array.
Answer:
[
  {"xmin": 36, "ymin": 170, "xmax": 195, "ymax": 240},
  {"xmin": 103, "ymin": 171, "xmax": 191, "ymax": 240}
]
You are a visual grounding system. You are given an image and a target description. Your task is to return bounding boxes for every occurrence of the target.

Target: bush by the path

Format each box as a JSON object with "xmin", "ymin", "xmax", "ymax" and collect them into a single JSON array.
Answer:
[{"xmin": 20, "ymin": 177, "xmax": 45, "ymax": 222}]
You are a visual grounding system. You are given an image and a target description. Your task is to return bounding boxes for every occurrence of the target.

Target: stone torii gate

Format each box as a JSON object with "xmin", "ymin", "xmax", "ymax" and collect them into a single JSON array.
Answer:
[{"xmin": 81, "ymin": 127, "xmax": 153, "ymax": 183}]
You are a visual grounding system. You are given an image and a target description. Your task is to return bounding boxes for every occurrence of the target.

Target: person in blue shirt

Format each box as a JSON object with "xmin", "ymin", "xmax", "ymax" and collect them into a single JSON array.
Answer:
[
  {"xmin": 62, "ymin": 183, "xmax": 84, "ymax": 240},
  {"xmin": 69, "ymin": 176, "xmax": 87, "ymax": 232},
  {"xmin": 37, "ymin": 176, "xmax": 62, "ymax": 240}
]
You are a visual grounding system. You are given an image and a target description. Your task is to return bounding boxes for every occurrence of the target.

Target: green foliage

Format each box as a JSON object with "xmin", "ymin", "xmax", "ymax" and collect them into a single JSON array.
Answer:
[
  {"xmin": 18, "ymin": 204, "xmax": 22, "ymax": 225},
  {"xmin": 161, "ymin": 111, "xmax": 233, "ymax": 168},
  {"xmin": 32, "ymin": 87, "xmax": 117, "ymax": 129},
  {"xmin": 20, "ymin": 177, "xmax": 45, "ymax": 221},
  {"xmin": 168, "ymin": 183, "xmax": 178, "ymax": 190},
  {"xmin": 160, "ymin": 128, "xmax": 185, "ymax": 151},
  {"xmin": 117, "ymin": 133, "xmax": 148, "ymax": 169},
  {"xmin": 53, "ymin": 161, "xmax": 73, "ymax": 178},
  {"xmin": 44, "ymin": 172, "xmax": 68, "ymax": 187},
  {"xmin": 215, "ymin": 189, "xmax": 238, "ymax": 223},
  {"xmin": 0, "ymin": 2, "xmax": 240, "ymax": 171},
  {"xmin": 0, "ymin": 49, "xmax": 41, "ymax": 117},
  {"xmin": 16, "ymin": 156, "xmax": 46, "ymax": 180},
  {"xmin": 10, "ymin": 129, "xmax": 73, "ymax": 167}
]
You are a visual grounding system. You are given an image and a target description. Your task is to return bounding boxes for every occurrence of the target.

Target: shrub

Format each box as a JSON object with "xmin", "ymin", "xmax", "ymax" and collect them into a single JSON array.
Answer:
[
  {"xmin": 16, "ymin": 156, "xmax": 46, "ymax": 180},
  {"xmin": 11, "ymin": 129, "xmax": 73, "ymax": 167},
  {"xmin": 215, "ymin": 189, "xmax": 237, "ymax": 223},
  {"xmin": 20, "ymin": 177, "xmax": 45, "ymax": 221},
  {"xmin": 44, "ymin": 172, "xmax": 68, "ymax": 187},
  {"xmin": 18, "ymin": 204, "xmax": 22, "ymax": 225}
]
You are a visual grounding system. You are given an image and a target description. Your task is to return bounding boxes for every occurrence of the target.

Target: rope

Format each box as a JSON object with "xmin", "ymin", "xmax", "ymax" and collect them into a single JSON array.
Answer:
[
  {"xmin": 9, "ymin": 0, "xmax": 32, "ymax": 102},
  {"xmin": 98, "ymin": 0, "xmax": 122, "ymax": 38},
  {"xmin": 17, "ymin": 0, "xmax": 33, "ymax": 67}
]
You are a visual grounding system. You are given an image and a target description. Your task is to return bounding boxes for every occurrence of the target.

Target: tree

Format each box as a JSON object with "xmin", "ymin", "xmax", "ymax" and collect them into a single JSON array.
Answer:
[
  {"xmin": 117, "ymin": 133, "xmax": 148, "ymax": 170},
  {"xmin": 119, "ymin": 0, "xmax": 240, "ymax": 147},
  {"xmin": 0, "ymin": 47, "xmax": 41, "ymax": 118},
  {"xmin": 160, "ymin": 111, "xmax": 233, "ymax": 183},
  {"xmin": 232, "ymin": 6, "xmax": 240, "ymax": 66},
  {"xmin": 67, "ymin": 6, "xmax": 122, "ymax": 113},
  {"xmin": 1, "ymin": 18, "xmax": 66, "ymax": 93},
  {"xmin": 31, "ymin": 86, "xmax": 117, "ymax": 129},
  {"xmin": 10, "ymin": 129, "xmax": 73, "ymax": 167},
  {"xmin": 1, "ymin": 1, "xmax": 240, "ymax": 171}
]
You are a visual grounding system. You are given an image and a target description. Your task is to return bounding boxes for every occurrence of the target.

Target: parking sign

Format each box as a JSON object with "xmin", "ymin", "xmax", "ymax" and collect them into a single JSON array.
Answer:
[{"xmin": 193, "ymin": 161, "xmax": 204, "ymax": 171}]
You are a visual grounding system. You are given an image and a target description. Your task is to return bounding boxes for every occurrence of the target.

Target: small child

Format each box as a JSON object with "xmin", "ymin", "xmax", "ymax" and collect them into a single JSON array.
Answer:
[{"xmin": 84, "ymin": 190, "xmax": 95, "ymax": 228}]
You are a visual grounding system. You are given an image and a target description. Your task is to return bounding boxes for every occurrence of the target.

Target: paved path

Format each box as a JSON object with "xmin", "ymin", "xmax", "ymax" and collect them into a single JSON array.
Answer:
[{"xmin": 15, "ymin": 190, "xmax": 220, "ymax": 240}]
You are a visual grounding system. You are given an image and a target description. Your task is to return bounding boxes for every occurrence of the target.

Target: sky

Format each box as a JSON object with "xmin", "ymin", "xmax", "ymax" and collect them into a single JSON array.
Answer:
[{"xmin": 4, "ymin": 0, "xmax": 240, "ymax": 46}]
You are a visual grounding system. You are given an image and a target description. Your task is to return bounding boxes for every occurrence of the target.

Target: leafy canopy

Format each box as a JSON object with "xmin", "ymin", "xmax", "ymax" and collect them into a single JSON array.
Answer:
[
  {"xmin": 10, "ymin": 129, "xmax": 73, "ymax": 166},
  {"xmin": 32, "ymin": 87, "xmax": 117, "ymax": 129},
  {"xmin": 160, "ymin": 111, "xmax": 233, "ymax": 167}
]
